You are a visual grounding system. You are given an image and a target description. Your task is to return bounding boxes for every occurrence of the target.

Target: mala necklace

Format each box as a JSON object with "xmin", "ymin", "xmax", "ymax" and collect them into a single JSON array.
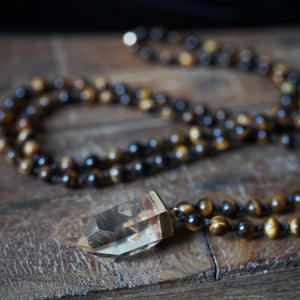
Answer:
[{"xmin": 0, "ymin": 26, "xmax": 299, "ymax": 260}]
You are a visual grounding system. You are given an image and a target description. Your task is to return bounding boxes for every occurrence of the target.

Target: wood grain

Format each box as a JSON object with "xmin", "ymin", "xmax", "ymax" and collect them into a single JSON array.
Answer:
[{"xmin": 0, "ymin": 27, "xmax": 300, "ymax": 299}]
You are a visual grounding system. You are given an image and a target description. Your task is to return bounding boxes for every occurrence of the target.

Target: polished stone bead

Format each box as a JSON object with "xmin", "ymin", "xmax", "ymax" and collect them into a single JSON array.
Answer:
[
  {"xmin": 99, "ymin": 89, "xmax": 115, "ymax": 103},
  {"xmin": 176, "ymin": 202, "xmax": 194, "ymax": 215},
  {"xmin": 189, "ymin": 126, "xmax": 203, "ymax": 145},
  {"xmin": 4, "ymin": 149, "xmax": 20, "ymax": 165},
  {"xmin": 62, "ymin": 169, "xmax": 78, "ymax": 188},
  {"xmin": 174, "ymin": 145, "xmax": 190, "ymax": 163},
  {"xmin": 31, "ymin": 77, "xmax": 47, "ymax": 93},
  {"xmin": 78, "ymin": 191, "xmax": 173, "ymax": 260},
  {"xmin": 289, "ymin": 218, "xmax": 300, "ymax": 236},
  {"xmin": 197, "ymin": 198, "xmax": 214, "ymax": 217},
  {"xmin": 80, "ymin": 87, "xmax": 96, "ymax": 103},
  {"xmin": 264, "ymin": 218, "xmax": 280, "ymax": 239},
  {"xmin": 18, "ymin": 158, "xmax": 34, "ymax": 175},
  {"xmin": 247, "ymin": 198, "xmax": 263, "ymax": 217},
  {"xmin": 138, "ymin": 98, "xmax": 156, "ymax": 111},
  {"xmin": 107, "ymin": 147, "xmax": 122, "ymax": 164},
  {"xmin": 22, "ymin": 140, "xmax": 40, "ymax": 157},
  {"xmin": 94, "ymin": 77, "xmax": 109, "ymax": 91},
  {"xmin": 60, "ymin": 157, "xmax": 77, "ymax": 171},
  {"xmin": 236, "ymin": 219, "xmax": 255, "ymax": 239},
  {"xmin": 185, "ymin": 213, "xmax": 204, "ymax": 231},
  {"xmin": 17, "ymin": 128, "xmax": 34, "ymax": 144},
  {"xmin": 38, "ymin": 165, "xmax": 53, "ymax": 182},
  {"xmin": 109, "ymin": 165, "xmax": 124, "ymax": 183},
  {"xmin": 178, "ymin": 52, "xmax": 195, "ymax": 67},
  {"xmin": 87, "ymin": 169, "xmax": 105, "ymax": 187},
  {"xmin": 270, "ymin": 194, "xmax": 286, "ymax": 213},
  {"xmin": 160, "ymin": 106, "xmax": 176, "ymax": 121},
  {"xmin": 0, "ymin": 137, "xmax": 9, "ymax": 152},
  {"xmin": 209, "ymin": 216, "xmax": 228, "ymax": 236},
  {"xmin": 222, "ymin": 198, "xmax": 237, "ymax": 216},
  {"xmin": 293, "ymin": 191, "xmax": 300, "ymax": 208}
]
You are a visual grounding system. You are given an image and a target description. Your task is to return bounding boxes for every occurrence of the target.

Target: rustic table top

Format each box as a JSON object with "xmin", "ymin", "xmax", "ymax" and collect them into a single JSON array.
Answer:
[{"xmin": 0, "ymin": 27, "xmax": 300, "ymax": 300}]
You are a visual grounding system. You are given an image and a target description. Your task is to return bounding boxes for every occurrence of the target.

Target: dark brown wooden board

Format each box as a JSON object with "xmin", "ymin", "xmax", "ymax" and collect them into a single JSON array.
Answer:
[{"xmin": 0, "ymin": 27, "xmax": 300, "ymax": 299}]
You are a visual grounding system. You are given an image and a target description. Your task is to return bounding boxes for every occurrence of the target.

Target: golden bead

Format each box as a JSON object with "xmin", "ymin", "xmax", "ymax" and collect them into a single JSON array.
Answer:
[
  {"xmin": 0, "ymin": 110, "xmax": 15, "ymax": 125},
  {"xmin": 38, "ymin": 165, "xmax": 53, "ymax": 182},
  {"xmin": 246, "ymin": 198, "xmax": 263, "ymax": 217},
  {"xmin": 209, "ymin": 216, "xmax": 228, "ymax": 236},
  {"xmin": 60, "ymin": 157, "xmax": 76, "ymax": 171},
  {"xmin": 94, "ymin": 77, "xmax": 109, "ymax": 90},
  {"xmin": 280, "ymin": 81, "xmax": 296, "ymax": 95},
  {"xmin": 0, "ymin": 137, "xmax": 9, "ymax": 152},
  {"xmin": 237, "ymin": 113, "xmax": 252, "ymax": 126},
  {"xmin": 176, "ymin": 202, "xmax": 194, "ymax": 215},
  {"xmin": 4, "ymin": 149, "xmax": 20, "ymax": 165},
  {"xmin": 174, "ymin": 145, "xmax": 190, "ymax": 163},
  {"xmin": 270, "ymin": 194, "xmax": 286, "ymax": 213},
  {"xmin": 31, "ymin": 77, "xmax": 47, "ymax": 93},
  {"xmin": 80, "ymin": 87, "xmax": 96, "ymax": 103},
  {"xmin": 289, "ymin": 218, "xmax": 300, "ymax": 236},
  {"xmin": 22, "ymin": 140, "xmax": 40, "ymax": 157},
  {"xmin": 294, "ymin": 115, "xmax": 300, "ymax": 130},
  {"xmin": 185, "ymin": 213, "xmax": 204, "ymax": 231},
  {"xmin": 202, "ymin": 38, "xmax": 219, "ymax": 54},
  {"xmin": 17, "ymin": 128, "xmax": 33, "ymax": 144},
  {"xmin": 264, "ymin": 218, "xmax": 280, "ymax": 239},
  {"xmin": 109, "ymin": 165, "xmax": 123, "ymax": 183},
  {"xmin": 138, "ymin": 98, "xmax": 156, "ymax": 111},
  {"xmin": 214, "ymin": 136, "xmax": 230, "ymax": 151},
  {"xmin": 169, "ymin": 131, "xmax": 186, "ymax": 145},
  {"xmin": 197, "ymin": 198, "xmax": 213, "ymax": 217},
  {"xmin": 136, "ymin": 88, "xmax": 151, "ymax": 100},
  {"xmin": 160, "ymin": 106, "xmax": 176, "ymax": 121},
  {"xmin": 18, "ymin": 158, "xmax": 34, "ymax": 175},
  {"xmin": 189, "ymin": 126, "xmax": 203, "ymax": 145},
  {"xmin": 107, "ymin": 147, "xmax": 122, "ymax": 163},
  {"xmin": 271, "ymin": 63, "xmax": 289, "ymax": 86},
  {"xmin": 99, "ymin": 89, "xmax": 115, "ymax": 103},
  {"xmin": 16, "ymin": 117, "xmax": 32, "ymax": 131},
  {"xmin": 178, "ymin": 52, "xmax": 195, "ymax": 67}
]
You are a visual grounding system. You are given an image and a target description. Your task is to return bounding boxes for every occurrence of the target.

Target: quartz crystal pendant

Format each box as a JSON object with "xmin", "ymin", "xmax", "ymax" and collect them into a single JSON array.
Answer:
[{"xmin": 78, "ymin": 191, "xmax": 174, "ymax": 260}]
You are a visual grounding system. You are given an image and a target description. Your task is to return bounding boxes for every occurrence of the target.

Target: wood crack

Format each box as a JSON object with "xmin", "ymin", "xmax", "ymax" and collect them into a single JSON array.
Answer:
[{"xmin": 204, "ymin": 229, "xmax": 219, "ymax": 281}]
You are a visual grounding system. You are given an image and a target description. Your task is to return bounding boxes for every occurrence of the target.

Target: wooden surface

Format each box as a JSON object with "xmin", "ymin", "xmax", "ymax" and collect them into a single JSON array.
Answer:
[{"xmin": 0, "ymin": 27, "xmax": 300, "ymax": 300}]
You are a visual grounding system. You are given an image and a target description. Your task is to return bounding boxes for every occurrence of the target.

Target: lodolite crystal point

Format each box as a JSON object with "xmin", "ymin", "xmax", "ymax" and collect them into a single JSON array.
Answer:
[{"xmin": 78, "ymin": 191, "xmax": 174, "ymax": 260}]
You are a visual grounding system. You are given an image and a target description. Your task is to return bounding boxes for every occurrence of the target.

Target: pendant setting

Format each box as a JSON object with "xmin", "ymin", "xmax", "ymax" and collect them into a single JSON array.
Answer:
[{"xmin": 78, "ymin": 191, "xmax": 174, "ymax": 261}]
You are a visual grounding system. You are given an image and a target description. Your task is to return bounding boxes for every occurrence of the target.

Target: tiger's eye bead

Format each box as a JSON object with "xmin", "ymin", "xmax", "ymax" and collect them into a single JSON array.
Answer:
[
  {"xmin": 87, "ymin": 169, "xmax": 105, "ymax": 187},
  {"xmin": 16, "ymin": 116, "xmax": 33, "ymax": 131},
  {"xmin": 39, "ymin": 94, "xmax": 56, "ymax": 109},
  {"xmin": 0, "ymin": 110, "xmax": 15, "ymax": 125},
  {"xmin": 264, "ymin": 218, "xmax": 280, "ymax": 239},
  {"xmin": 0, "ymin": 137, "xmax": 9, "ymax": 152},
  {"xmin": 107, "ymin": 147, "xmax": 122, "ymax": 163},
  {"xmin": 109, "ymin": 165, "xmax": 124, "ymax": 183},
  {"xmin": 247, "ymin": 198, "xmax": 263, "ymax": 217},
  {"xmin": 270, "ymin": 194, "xmax": 286, "ymax": 213},
  {"xmin": 4, "ymin": 149, "xmax": 20, "ymax": 165},
  {"xmin": 214, "ymin": 136, "xmax": 230, "ymax": 151},
  {"xmin": 176, "ymin": 202, "xmax": 195, "ymax": 215},
  {"xmin": 280, "ymin": 81, "xmax": 296, "ymax": 95},
  {"xmin": 136, "ymin": 88, "xmax": 151, "ymax": 100},
  {"xmin": 271, "ymin": 63, "xmax": 289, "ymax": 86},
  {"xmin": 38, "ymin": 165, "xmax": 53, "ymax": 182},
  {"xmin": 160, "ymin": 106, "xmax": 176, "ymax": 121},
  {"xmin": 185, "ymin": 213, "xmax": 204, "ymax": 231},
  {"xmin": 138, "ymin": 98, "xmax": 156, "ymax": 111},
  {"xmin": 181, "ymin": 110, "xmax": 195, "ymax": 123},
  {"xmin": 18, "ymin": 158, "xmax": 34, "ymax": 175},
  {"xmin": 294, "ymin": 115, "xmax": 300, "ymax": 130},
  {"xmin": 53, "ymin": 77, "xmax": 68, "ymax": 90},
  {"xmin": 289, "ymin": 218, "xmax": 300, "ymax": 236},
  {"xmin": 236, "ymin": 219, "xmax": 255, "ymax": 238},
  {"xmin": 237, "ymin": 113, "xmax": 252, "ymax": 126},
  {"xmin": 202, "ymin": 38, "xmax": 219, "ymax": 54},
  {"xmin": 80, "ymin": 87, "xmax": 96, "ymax": 103},
  {"xmin": 257, "ymin": 130, "xmax": 270, "ymax": 144},
  {"xmin": 23, "ymin": 140, "xmax": 40, "ymax": 157},
  {"xmin": 99, "ymin": 89, "xmax": 115, "ymax": 103},
  {"xmin": 174, "ymin": 145, "xmax": 190, "ymax": 163},
  {"xmin": 62, "ymin": 169, "xmax": 78, "ymax": 188},
  {"xmin": 60, "ymin": 157, "xmax": 77, "ymax": 171},
  {"xmin": 197, "ymin": 198, "xmax": 214, "ymax": 217},
  {"xmin": 159, "ymin": 50, "xmax": 173, "ymax": 64},
  {"xmin": 94, "ymin": 77, "xmax": 109, "ymax": 91},
  {"xmin": 255, "ymin": 114, "xmax": 271, "ymax": 130},
  {"xmin": 178, "ymin": 52, "xmax": 195, "ymax": 67},
  {"xmin": 223, "ymin": 198, "xmax": 237, "ymax": 216},
  {"xmin": 31, "ymin": 77, "xmax": 47, "ymax": 93},
  {"xmin": 169, "ymin": 131, "xmax": 186, "ymax": 146},
  {"xmin": 189, "ymin": 126, "xmax": 203, "ymax": 145},
  {"xmin": 209, "ymin": 216, "xmax": 228, "ymax": 236},
  {"xmin": 293, "ymin": 191, "xmax": 300, "ymax": 209}
]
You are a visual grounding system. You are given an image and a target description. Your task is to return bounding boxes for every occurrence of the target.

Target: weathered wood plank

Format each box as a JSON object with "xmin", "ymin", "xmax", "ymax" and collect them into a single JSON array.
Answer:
[{"xmin": 0, "ymin": 27, "xmax": 299, "ymax": 299}]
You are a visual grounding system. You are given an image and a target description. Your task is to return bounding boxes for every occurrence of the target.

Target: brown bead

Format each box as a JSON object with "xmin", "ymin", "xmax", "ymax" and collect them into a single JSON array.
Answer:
[
  {"xmin": 107, "ymin": 147, "xmax": 122, "ymax": 163},
  {"xmin": 136, "ymin": 88, "xmax": 151, "ymax": 100},
  {"xmin": 236, "ymin": 113, "xmax": 252, "ymax": 126},
  {"xmin": 38, "ymin": 165, "xmax": 53, "ymax": 182},
  {"xmin": 214, "ymin": 136, "xmax": 230, "ymax": 151},
  {"xmin": 94, "ymin": 77, "xmax": 108, "ymax": 91},
  {"xmin": 160, "ymin": 106, "xmax": 176, "ymax": 121},
  {"xmin": 193, "ymin": 140, "xmax": 209, "ymax": 157},
  {"xmin": 159, "ymin": 50, "xmax": 173, "ymax": 64},
  {"xmin": 80, "ymin": 87, "xmax": 96, "ymax": 103},
  {"xmin": 255, "ymin": 114, "xmax": 271, "ymax": 131},
  {"xmin": 138, "ymin": 98, "xmax": 156, "ymax": 111},
  {"xmin": 73, "ymin": 78, "xmax": 87, "ymax": 90},
  {"xmin": 185, "ymin": 213, "xmax": 204, "ymax": 231},
  {"xmin": 293, "ymin": 191, "xmax": 300, "ymax": 209},
  {"xmin": 197, "ymin": 198, "xmax": 214, "ymax": 217},
  {"xmin": 31, "ymin": 77, "xmax": 47, "ymax": 93},
  {"xmin": 189, "ymin": 126, "xmax": 203, "ymax": 145},
  {"xmin": 22, "ymin": 140, "xmax": 40, "ymax": 157},
  {"xmin": 0, "ymin": 110, "xmax": 15, "ymax": 125},
  {"xmin": 236, "ymin": 219, "xmax": 255, "ymax": 239},
  {"xmin": 109, "ymin": 165, "xmax": 123, "ymax": 183},
  {"xmin": 62, "ymin": 169, "xmax": 78, "ymax": 188},
  {"xmin": 53, "ymin": 77, "xmax": 68, "ymax": 90},
  {"xmin": 18, "ymin": 158, "xmax": 34, "ymax": 175},
  {"xmin": 270, "ymin": 194, "xmax": 286, "ymax": 213},
  {"xmin": 4, "ymin": 149, "xmax": 20, "ymax": 165},
  {"xmin": 169, "ymin": 131, "xmax": 186, "ymax": 146},
  {"xmin": 87, "ymin": 169, "xmax": 105, "ymax": 187},
  {"xmin": 60, "ymin": 157, "xmax": 77, "ymax": 171},
  {"xmin": 264, "ymin": 218, "xmax": 280, "ymax": 239},
  {"xmin": 39, "ymin": 94, "xmax": 56, "ymax": 109},
  {"xmin": 256, "ymin": 130, "xmax": 270, "ymax": 144},
  {"xmin": 181, "ymin": 110, "xmax": 195, "ymax": 123},
  {"xmin": 294, "ymin": 115, "xmax": 300, "ymax": 130},
  {"xmin": 17, "ymin": 128, "xmax": 34, "ymax": 144},
  {"xmin": 176, "ymin": 202, "xmax": 195, "ymax": 215},
  {"xmin": 209, "ymin": 216, "xmax": 228, "ymax": 236},
  {"xmin": 16, "ymin": 116, "xmax": 33, "ymax": 131},
  {"xmin": 247, "ymin": 198, "xmax": 263, "ymax": 217},
  {"xmin": 0, "ymin": 137, "xmax": 9, "ymax": 152},
  {"xmin": 280, "ymin": 81, "xmax": 296, "ymax": 95},
  {"xmin": 289, "ymin": 218, "xmax": 300, "ymax": 236},
  {"xmin": 271, "ymin": 63, "xmax": 289, "ymax": 86},
  {"xmin": 223, "ymin": 198, "xmax": 237, "ymax": 216},
  {"xmin": 202, "ymin": 38, "xmax": 219, "ymax": 54},
  {"xmin": 98, "ymin": 89, "xmax": 115, "ymax": 103},
  {"xmin": 178, "ymin": 51, "xmax": 195, "ymax": 67},
  {"xmin": 174, "ymin": 145, "xmax": 190, "ymax": 163}
]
